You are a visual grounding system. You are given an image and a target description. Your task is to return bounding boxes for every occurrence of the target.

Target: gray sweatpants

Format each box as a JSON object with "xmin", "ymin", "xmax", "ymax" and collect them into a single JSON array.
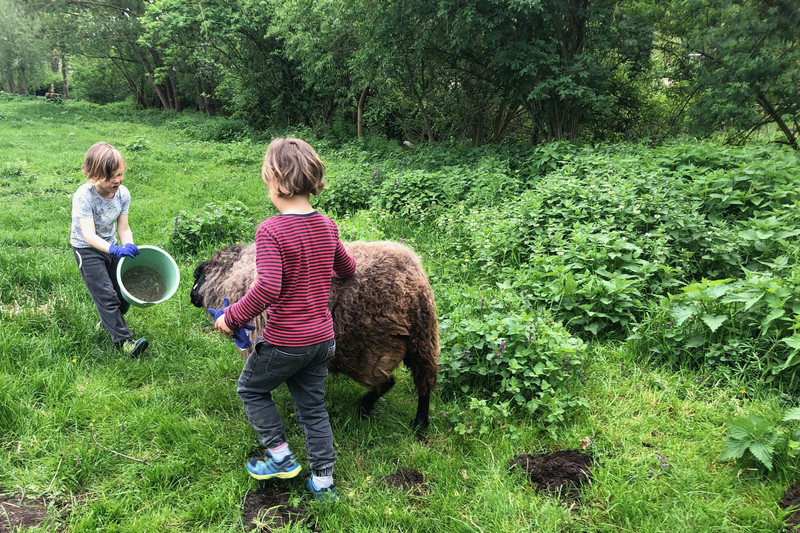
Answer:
[{"xmin": 73, "ymin": 246, "xmax": 132, "ymax": 344}]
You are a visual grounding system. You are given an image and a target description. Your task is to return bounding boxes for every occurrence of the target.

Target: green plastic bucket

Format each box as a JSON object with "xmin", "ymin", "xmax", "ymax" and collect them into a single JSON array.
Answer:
[{"xmin": 116, "ymin": 245, "xmax": 180, "ymax": 308}]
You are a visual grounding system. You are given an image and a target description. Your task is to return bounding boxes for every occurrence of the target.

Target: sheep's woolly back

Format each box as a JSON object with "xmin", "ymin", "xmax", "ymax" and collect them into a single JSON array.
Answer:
[
  {"xmin": 196, "ymin": 240, "xmax": 440, "ymax": 396},
  {"xmin": 329, "ymin": 241, "xmax": 439, "ymax": 396}
]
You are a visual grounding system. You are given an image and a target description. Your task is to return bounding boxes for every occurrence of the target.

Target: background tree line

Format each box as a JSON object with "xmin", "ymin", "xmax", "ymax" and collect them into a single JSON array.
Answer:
[{"xmin": 1, "ymin": 0, "xmax": 797, "ymax": 147}]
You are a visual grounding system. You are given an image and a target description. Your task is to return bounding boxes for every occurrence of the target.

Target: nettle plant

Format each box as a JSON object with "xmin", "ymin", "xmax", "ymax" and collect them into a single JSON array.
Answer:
[
  {"xmin": 629, "ymin": 267, "xmax": 800, "ymax": 386},
  {"xmin": 169, "ymin": 200, "xmax": 256, "ymax": 255},
  {"xmin": 719, "ymin": 407, "xmax": 800, "ymax": 476},
  {"xmin": 438, "ymin": 292, "xmax": 587, "ymax": 438}
]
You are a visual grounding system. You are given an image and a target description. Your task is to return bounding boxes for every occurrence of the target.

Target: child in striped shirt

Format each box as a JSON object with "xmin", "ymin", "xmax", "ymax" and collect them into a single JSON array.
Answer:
[{"xmin": 214, "ymin": 137, "xmax": 356, "ymax": 500}]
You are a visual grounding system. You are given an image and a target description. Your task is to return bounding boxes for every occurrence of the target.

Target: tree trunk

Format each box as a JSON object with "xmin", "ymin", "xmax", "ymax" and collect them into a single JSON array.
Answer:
[
  {"xmin": 16, "ymin": 65, "xmax": 27, "ymax": 94},
  {"xmin": 60, "ymin": 54, "xmax": 70, "ymax": 99},
  {"xmin": 169, "ymin": 68, "xmax": 182, "ymax": 112},
  {"xmin": 357, "ymin": 86, "xmax": 368, "ymax": 138},
  {"xmin": 757, "ymin": 92, "xmax": 799, "ymax": 150}
]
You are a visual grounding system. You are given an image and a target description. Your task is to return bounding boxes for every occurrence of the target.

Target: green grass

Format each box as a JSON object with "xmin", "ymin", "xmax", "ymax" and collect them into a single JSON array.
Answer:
[{"xmin": 0, "ymin": 98, "xmax": 795, "ymax": 532}]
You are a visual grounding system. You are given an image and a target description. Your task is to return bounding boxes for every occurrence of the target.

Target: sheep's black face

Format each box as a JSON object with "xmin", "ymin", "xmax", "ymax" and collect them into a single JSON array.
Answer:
[{"xmin": 190, "ymin": 261, "xmax": 207, "ymax": 308}]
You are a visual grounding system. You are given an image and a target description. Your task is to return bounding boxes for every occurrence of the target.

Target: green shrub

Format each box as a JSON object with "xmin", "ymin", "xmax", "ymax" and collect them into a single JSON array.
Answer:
[
  {"xmin": 438, "ymin": 292, "xmax": 587, "ymax": 437},
  {"xmin": 168, "ymin": 200, "xmax": 257, "ymax": 255},
  {"xmin": 628, "ymin": 268, "xmax": 800, "ymax": 388},
  {"xmin": 719, "ymin": 408, "xmax": 800, "ymax": 478}
]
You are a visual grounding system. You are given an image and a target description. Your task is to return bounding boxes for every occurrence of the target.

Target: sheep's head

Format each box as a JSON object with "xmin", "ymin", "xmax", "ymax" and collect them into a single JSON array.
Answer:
[{"xmin": 189, "ymin": 261, "xmax": 208, "ymax": 308}]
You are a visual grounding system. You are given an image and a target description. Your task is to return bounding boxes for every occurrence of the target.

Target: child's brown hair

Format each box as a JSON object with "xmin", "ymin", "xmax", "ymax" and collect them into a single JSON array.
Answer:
[
  {"xmin": 82, "ymin": 142, "xmax": 126, "ymax": 182},
  {"xmin": 262, "ymin": 138, "xmax": 325, "ymax": 197}
]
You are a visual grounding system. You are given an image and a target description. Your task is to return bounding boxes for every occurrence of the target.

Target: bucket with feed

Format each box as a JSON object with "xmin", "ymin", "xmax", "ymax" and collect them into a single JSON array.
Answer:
[{"xmin": 117, "ymin": 245, "xmax": 180, "ymax": 307}]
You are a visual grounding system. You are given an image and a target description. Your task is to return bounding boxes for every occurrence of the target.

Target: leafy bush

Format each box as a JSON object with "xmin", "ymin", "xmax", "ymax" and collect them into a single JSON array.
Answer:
[
  {"xmin": 168, "ymin": 200, "xmax": 257, "ymax": 255},
  {"xmin": 719, "ymin": 408, "xmax": 800, "ymax": 477},
  {"xmin": 313, "ymin": 166, "xmax": 381, "ymax": 216},
  {"xmin": 628, "ymin": 268, "xmax": 800, "ymax": 387},
  {"xmin": 438, "ymin": 292, "xmax": 587, "ymax": 437}
]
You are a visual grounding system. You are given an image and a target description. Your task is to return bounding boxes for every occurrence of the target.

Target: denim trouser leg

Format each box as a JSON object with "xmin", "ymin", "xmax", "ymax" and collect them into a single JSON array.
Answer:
[
  {"xmin": 73, "ymin": 247, "xmax": 131, "ymax": 344},
  {"xmin": 237, "ymin": 339, "xmax": 337, "ymax": 477}
]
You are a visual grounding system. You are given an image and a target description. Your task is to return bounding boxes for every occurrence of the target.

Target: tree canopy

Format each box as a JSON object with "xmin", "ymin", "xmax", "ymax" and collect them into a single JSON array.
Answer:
[{"xmin": 2, "ymin": 0, "xmax": 797, "ymax": 147}]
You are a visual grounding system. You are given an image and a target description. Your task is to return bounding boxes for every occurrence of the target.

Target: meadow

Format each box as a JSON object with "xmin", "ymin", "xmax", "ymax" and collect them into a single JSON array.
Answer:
[{"xmin": 1, "ymin": 96, "xmax": 799, "ymax": 532}]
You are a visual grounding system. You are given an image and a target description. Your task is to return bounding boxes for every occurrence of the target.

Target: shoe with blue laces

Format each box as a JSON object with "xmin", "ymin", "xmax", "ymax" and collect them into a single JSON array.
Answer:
[{"xmin": 246, "ymin": 453, "xmax": 301, "ymax": 480}]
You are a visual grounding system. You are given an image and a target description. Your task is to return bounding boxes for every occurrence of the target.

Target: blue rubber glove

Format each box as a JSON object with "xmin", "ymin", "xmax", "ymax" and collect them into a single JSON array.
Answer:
[
  {"xmin": 109, "ymin": 243, "xmax": 136, "ymax": 258},
  {"xmin": 207, "ymin": 297, "xmax": 256, "ymax": 349},
  {"xmin": 123, "ymin": 243, "xmax": 140, "ymax": 257}
]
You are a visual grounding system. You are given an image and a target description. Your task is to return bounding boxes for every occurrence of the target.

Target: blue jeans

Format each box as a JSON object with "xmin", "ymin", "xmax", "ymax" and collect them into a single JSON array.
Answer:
[{"xmin": 237, "ymin": 338, "xmax": 337, "ymax": 477}]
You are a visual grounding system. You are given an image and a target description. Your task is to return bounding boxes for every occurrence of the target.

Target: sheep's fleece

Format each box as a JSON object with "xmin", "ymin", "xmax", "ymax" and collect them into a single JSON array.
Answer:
[{"xmin": 191, "ymin": 240, "xmax": 440, "ymax": 430}]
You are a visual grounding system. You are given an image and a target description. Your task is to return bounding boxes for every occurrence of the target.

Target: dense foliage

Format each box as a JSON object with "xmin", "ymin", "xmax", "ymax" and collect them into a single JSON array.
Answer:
[{"xmin": 2, "ymin": 1, "xmax": 798, "ymax": 147}]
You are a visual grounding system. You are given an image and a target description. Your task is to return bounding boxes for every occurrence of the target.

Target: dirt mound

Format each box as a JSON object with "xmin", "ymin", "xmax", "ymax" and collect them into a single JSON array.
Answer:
[
  {"xmin": 780, "ymin": 484, "xmax": 800, "ymax": 531},
  {"xmin": 508, "ymin": 449, "xmax": 593, "ymax": 500},
  {"xmin": 0, "ymin": 495, "xmax": 50, "ymax": 532},
  {"xmin": 241, "ymin": 485, "xmax": 307, "ymax": 532},
  {"xmin": 381, "ymin": 468, "xmax": 428, "ymax": 495}
]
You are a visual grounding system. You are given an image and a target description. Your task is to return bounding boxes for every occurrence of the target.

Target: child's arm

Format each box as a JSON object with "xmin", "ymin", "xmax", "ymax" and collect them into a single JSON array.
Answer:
[
  {"xmin": 78, "ymin": 215, "xmax": 137, "ymax": 257},
  {"xmin": 78, "ymin": 217, "xmax": 114, "ymax": 253},
  {"xmin": 116, "ymin": 214, "xmax": 134, "ymax": 245}
]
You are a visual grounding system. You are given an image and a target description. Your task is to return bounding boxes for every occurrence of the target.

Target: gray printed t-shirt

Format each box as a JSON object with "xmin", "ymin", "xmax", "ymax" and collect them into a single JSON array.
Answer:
[{"xmin": 70, "ymin": 183, "xmax": 130, "ymax": 248}]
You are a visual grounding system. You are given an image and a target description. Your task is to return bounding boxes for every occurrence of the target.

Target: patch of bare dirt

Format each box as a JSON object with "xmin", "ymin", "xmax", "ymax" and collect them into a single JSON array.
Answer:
[
  {"xmin": 381, "ymin": 468, "xmax": 428, "ymax": 496},
  {"xmin": 780, "ymin": 483, "xmax": 800, "ymax": 532},
  {"xmin": 241, "ymin": 485, "xmax": 308, "ymax": 532},
  {"xmin": 0, "ymin": 495, "xmax": 50, "ymax": 532},
  {"xmin": 508, "ymin": 449, "xmax": 593, "ymax": 500}
]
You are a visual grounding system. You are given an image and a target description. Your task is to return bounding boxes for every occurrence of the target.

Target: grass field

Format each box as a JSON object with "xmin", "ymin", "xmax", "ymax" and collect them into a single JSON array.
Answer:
[{"xmin": 0, "ymin": 97, "xmax": 796, "ymax": 532}]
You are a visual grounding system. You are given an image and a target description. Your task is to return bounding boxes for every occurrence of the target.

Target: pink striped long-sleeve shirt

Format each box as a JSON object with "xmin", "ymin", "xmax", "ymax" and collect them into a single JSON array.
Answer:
[{"xmin": 223, "ymin": 211, "xmax": 356, "ymax": 346}]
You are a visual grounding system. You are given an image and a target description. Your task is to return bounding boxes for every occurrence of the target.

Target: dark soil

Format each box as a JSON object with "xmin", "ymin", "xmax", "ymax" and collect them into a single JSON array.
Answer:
[
  {"xmin": 122, "ymin": 266, "xmax": 165, "ymax": 302},
  {"xmin": 381, "ymin": 468, "xmax": 428, "ymax": 496},
  {"xmin": 508, "ymin": 449, "xmax": 593, "ymax": 500},
  {"xmin": 241, "ymin": 485, "xmax": 307, "ymax": 532},
  {"xmin": 0, "ymin": 495, "xmax": 50, "ymax": 532},
  {"xmin": 780, "ymin": 484, "xmax": 800, "ymax": 531}
]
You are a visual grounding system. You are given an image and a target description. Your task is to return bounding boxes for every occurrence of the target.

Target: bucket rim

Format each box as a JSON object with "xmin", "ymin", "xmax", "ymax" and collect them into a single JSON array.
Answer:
[{"xmin": 116, "ymin": 245, "xmax": 180, "ymax": 306}]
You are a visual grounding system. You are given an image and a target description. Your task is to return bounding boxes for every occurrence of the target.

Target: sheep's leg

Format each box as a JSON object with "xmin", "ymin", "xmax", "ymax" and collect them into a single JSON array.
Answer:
[
  {"xmin": 411, "ymin": 392, "xmax": 430, "ymax": 432},
  {"xmin": 359, "ymin": 376, "xmax": 395, "ymax": 417}
]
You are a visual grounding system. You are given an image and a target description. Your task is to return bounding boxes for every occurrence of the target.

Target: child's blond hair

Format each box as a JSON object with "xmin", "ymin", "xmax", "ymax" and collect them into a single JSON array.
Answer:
[
  {"xmin": 82, "ymin": 142, "xmax": 126, "ymax": 182},
  {"xmin": 262, "ymin": 138, "xmax": 325, "ymax": 197}
]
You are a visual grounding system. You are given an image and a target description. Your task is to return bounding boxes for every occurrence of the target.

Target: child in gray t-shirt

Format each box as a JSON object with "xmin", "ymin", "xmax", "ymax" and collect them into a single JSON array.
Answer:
[{"xmin": 71, "ymin": 142, "xmax": 148, "ymax": 357}]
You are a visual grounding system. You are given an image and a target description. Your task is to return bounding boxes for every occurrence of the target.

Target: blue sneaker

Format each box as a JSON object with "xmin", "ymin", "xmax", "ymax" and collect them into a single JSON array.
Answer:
[
  {"xmin": 246, "ymin": 453, "xmax": 301, "ymax": 480},
  {"xmin": 306, "ymin": 476, "xmax": 338, "ymax": 501},
  {"xmin": 120, "ymin": 338, "xmax": 148, "ymax": 358}
]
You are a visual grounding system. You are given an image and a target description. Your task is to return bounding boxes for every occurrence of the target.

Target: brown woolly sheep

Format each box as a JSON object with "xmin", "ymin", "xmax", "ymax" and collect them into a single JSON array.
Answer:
[{"xmin": 190, "ymin": 241, "xmax": 440, "ymax": 431}]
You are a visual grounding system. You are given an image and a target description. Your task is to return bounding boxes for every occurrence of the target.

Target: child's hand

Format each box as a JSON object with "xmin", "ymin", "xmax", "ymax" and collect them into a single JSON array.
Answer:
[
  {"xmin": 109, "ymin": 243, "xmax": 136, "ymax": 258},
  {"xmin": 123, "ymin": 243, "xmax": 140, "ymax": 257},
  {"xmin": 214, "ymin": 313, "xmax": 233, "ymax": 334},
  {"xmin": 208, "ymin": 297, "xmax": 254, "ymax": 348}
]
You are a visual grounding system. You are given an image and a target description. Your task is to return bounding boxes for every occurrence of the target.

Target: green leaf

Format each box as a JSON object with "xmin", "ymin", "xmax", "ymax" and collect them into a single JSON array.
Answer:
[
  {"xmin": 719, "ymin": 438, "xmax": 749, "ymax": 461},
  {"xmin": 670, "ymin": 305, "xmax": 696, "ymax": 327},
  {"xmin": 747, "ymin": 442, "xmax": 774, "ymax": 471},
  {"xmin": 701, "ymin": 314, "xmax": 728, "ymax": 332},
  {"xmin": 782, "ymin": 408, "xmax": 800, "ymax": 422},
  {"xmin": 782, "ymin": 334, "xmax": 800, "ymax": 350},
  {"xmin": 760, "ymin": 308, "xmax": 785, "ymax": 332},
  {"xmin": 686, "ymin": 335, "xmax": 705, "ymax": 348}
]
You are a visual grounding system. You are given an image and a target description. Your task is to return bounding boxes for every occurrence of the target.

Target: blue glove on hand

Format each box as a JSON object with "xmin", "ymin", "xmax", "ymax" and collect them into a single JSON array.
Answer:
[
  {"xmin": 109, "ymin": 243, "xmax": 136, "ymax": 258},
  {"xmin": 123, "ymin": 243, "xmax": 140, "ymax": 257},
  {"xmin": 207, "ymin": 297, "xmax": 256, "ymax": 350}
]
